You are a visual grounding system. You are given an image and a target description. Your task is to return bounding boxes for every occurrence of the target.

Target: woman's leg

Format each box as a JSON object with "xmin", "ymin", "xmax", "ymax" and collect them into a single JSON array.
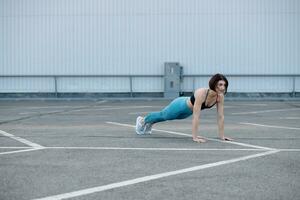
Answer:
[{"xmin": 144, "ymin": 97, "xmax": 192, "ymax": 124}]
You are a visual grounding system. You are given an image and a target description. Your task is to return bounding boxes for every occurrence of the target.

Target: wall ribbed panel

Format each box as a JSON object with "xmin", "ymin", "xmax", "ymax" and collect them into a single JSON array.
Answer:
[
  {"xmin": 58, "ymin": 78, "xmax": 130, "ymax": 93},
  {"xmin": 0, "ymin": 77, "xmax": 54, "ymax": 92},
  {"xmin": 0, "ymin": 0, "xmax": 299, "ymax": 93}
]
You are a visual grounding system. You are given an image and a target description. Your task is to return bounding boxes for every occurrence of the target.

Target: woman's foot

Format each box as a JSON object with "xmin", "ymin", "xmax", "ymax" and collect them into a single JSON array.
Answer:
[
  {"xmin": 144, "ymin": 123, "xmax": 153, "ymax": 134},
  {"xmin": 135, "ymin": 116, "xmax": 145, "ymax": 135}
]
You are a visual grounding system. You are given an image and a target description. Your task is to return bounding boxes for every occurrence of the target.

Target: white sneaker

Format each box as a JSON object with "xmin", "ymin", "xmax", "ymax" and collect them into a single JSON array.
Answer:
[
  {"xmin": 144, "ymin": 123, "xmax": 153, "ymax": 134},
  {"xmin": 135, "ymin": 116, "xmax": 145, "ymax": 135}
]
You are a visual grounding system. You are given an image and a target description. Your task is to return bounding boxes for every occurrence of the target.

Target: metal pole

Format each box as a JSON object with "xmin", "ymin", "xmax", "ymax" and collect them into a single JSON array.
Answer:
[
  {"xmin": 192, "ymin": 77, "xmax": 195, "ymax": 92},
  {"xmin": 129, "ymin": 76, "xmax": 133, "ymax": 98},
  {"xmin": 292, "ymin": 76, "xmax": 296, "ymax": 97},
  {"xmin": 54, "ymin": 76, "xmax": 58, "ymax": 98}
]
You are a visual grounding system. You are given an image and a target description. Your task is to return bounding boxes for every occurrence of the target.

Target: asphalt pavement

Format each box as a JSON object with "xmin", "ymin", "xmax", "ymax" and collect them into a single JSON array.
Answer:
[{"xmin": 0, "ymin": 99, "xmax": 299, "ymax": 200}]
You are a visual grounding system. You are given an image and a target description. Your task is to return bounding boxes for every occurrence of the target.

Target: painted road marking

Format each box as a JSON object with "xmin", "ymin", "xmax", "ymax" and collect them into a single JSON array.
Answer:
[
  {"xmin": 231, "ymin": 108, "xmax": 300, "ymax": 115},
  {"xmin": 240, "ymin": 122, "xmax": 300, "ymax": 130},
  {"xmin": 32, "ymin": 150, "xmax": 279, "ymax": 200},
  {"xmin": 36, "ymin": 147, "xmax": 266, "ymax": 151},
  {"xmin": 0, "ymin": 130, "xmax": 44, "ymax": 148},
  {"xmin": 67, "ymin": 106, "xmax": 155, "ymax": 113},
  {"xmin": 279, "ymin": 117, "xmax": 300, "ymax": 120},
  {"xmin": 0, "ymin": 148, "xmax": 43, "ymax": 155},
  {"xmin": 106, "ymin": 121, "xmax": 273, "ymax": 150},
  {"xmin": 1, "ymin": 146, "xmax": 299, "ymax": 152}
]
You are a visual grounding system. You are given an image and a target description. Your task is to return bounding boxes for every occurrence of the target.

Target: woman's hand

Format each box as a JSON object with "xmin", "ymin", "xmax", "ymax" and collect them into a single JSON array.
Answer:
[
  {"xmin": 193, "ymin": 136, "xmax": 207, "ymax": 143},
  {"xmin": 220, "ymin": 136, "xmax": 233, "ymax": 141}
]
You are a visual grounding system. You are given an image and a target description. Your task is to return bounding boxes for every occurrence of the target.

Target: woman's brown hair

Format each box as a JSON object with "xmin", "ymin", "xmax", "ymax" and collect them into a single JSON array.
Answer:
[{"xmin": 209, "ymin": 73, "xmax": 228, "ymax": 94}]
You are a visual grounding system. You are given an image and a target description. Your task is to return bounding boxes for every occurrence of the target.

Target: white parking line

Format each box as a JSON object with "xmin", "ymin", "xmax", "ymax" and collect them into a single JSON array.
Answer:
[
  {"xmin": 105, "ymin": 121, "xmax": 273, "ymax": 150},
  {"xmin": 40, "ymin": 147, "xmax": 266, "ymax": 151},
  {"xmin": 19, "ymin": 112, "xmax": 39, "ymax": 115},
  {"xmin": 0, "ymin": 148, "xmax": 43, "ymax": 155},
  {"xmin": 278, "ymin": 149, "xmax": 300, "ymax": 152},
  {"xmin": 106, "ymin": 121, "xmax": 191, "ymax": 137},
  {"xmin": 0, "ymin": 147, "xmax": 32, "ymax": 149},
  {"xmin": 235, "ymin": 104, "xmax": 268, "ymax": 107},
  {"xmin": 231, "ymin": 108, "xmax": 300, "ymax": 115},
  {"xmin": 2, "ymin": 146, "xmax": 299, "ymax": 152},
  {"xmin": 279, "ymin": 117, "xmax": 300, "ymax": 120},
  {"xmin": 68, "ymin": 106, "xmax": 155, "ymax": 113},
  {"xmin": 240, "ymin": 122, "xmax": 300, "ymax": 130},
  {"xmin": 0, "ymin": 130, "xmax": 44, "ymax": 148},
  {"xmin": 204, "ymin": 137, "xmax": 274, "ymax": 150},
  {"xmin": 32, "ymin": 150, "xmax": 279, "ymax": 200}
]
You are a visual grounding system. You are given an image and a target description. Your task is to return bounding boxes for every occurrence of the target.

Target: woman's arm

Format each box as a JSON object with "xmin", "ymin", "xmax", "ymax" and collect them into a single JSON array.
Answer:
[
  {"xmin": 216, "ymin": 94, "xmax": 233, "ymax": 141},
  {"xmin": 192, "ymin": 89, "xmax": 206, "ymax": 143}
]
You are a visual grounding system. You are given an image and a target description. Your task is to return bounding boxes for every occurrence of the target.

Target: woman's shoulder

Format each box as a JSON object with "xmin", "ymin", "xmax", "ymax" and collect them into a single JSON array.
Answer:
[
  {"xmin": 217, "ymin": 93, "xmax": 224, "ymax": 103},
  {"xmin": 194, "ymin": 88, "xmax": 208, "ymax": 98}
]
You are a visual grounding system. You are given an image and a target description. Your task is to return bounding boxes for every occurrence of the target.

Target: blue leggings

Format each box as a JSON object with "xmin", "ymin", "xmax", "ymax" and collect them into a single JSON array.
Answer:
[{"xmin": 144, "ymin": 97, "xmax": 193, "ymax": 124}]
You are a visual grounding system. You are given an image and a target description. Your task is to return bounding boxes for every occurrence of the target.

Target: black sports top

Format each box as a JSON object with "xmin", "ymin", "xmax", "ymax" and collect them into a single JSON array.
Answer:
[{"xmin": 190, "ymin": 89, "xmax": 217, "ymax": 110}]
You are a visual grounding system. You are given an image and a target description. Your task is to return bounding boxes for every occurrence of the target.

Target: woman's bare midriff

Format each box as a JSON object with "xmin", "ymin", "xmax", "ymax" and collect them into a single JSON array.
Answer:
[{"xmin": 186, "ymin": 99, "xmax": 193, "ymax": 111}]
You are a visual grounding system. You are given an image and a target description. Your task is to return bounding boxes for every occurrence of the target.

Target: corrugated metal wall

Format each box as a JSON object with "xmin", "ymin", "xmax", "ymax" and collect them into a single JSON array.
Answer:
[{"xmin": 0, "ymin": 0, "xmax": 299, "ymax": 93}]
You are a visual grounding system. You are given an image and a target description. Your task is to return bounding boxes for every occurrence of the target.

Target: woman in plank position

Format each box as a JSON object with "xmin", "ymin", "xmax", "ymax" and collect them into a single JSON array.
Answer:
[{"xmin": 135, "ymin": 73, "xmax": 233, "ymax": 143}]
